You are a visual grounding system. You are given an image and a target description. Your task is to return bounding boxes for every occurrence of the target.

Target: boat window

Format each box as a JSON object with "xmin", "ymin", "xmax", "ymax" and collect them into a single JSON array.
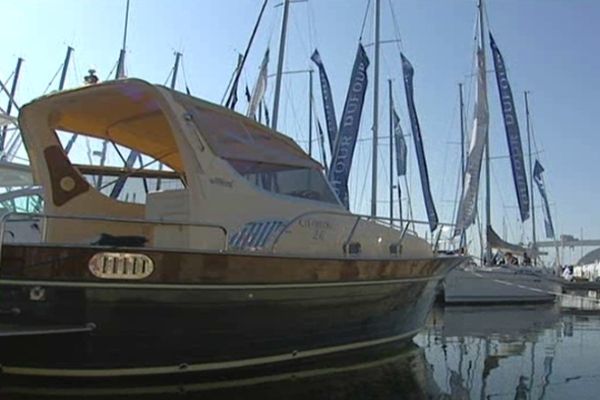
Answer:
[
  {"xmin": 54, "ymin": 130, "xmax": 185, "ymax": 204},
  {"xmin": 228, "ymin": 160, "xmax": 339, "ymax": 204},
  {"xmin": 0, "ymin": 191, "xmax": 43, "ymax": 214}
]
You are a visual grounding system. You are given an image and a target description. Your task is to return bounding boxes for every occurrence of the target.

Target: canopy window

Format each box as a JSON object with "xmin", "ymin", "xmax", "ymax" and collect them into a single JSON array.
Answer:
[
  {"xmin": 42, "ymin": 81, "xmax": 185, "ymax": 204},
  {"xmin": 48, "ymin": 81, "xmax": 182, "ymax": 173},
  {"xmin": 179, "ymin": 94, "xmax": 322, "ymax": 172}
]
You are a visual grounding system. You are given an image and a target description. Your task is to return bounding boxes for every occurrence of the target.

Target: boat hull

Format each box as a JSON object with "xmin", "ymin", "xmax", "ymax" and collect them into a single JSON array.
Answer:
[
  {"xmin": 443, "ymin": 267, "xmax": 561, "ymax": 304},
  {"xmin": 0, "ymin": 244, "xmax": 462, "ymax": 377}
]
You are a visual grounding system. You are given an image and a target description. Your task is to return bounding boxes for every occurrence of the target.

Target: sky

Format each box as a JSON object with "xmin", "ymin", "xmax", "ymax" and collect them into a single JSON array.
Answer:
[{"xmin": 2, "ymin": 0, "xmax": 599, "ymax": 261}]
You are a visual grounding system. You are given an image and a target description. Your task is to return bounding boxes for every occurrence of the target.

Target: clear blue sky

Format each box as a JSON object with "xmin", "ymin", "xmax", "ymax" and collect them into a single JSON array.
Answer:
[{"xmin": 2, "ymin": 0, "xmax": 599, "ymax": 258}]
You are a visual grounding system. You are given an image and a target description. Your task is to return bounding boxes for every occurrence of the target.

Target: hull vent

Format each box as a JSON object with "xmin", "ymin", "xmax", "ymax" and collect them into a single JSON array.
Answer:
[{"xmin": 89, "ymin": 252, "xmax": 154, "ymax": 280}]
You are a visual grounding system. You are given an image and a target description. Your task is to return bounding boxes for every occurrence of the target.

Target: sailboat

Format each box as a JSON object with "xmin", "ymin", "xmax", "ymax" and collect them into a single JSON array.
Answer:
[
  {"xmin": 0, "ymin": 1, "xmax": 462, "ymax": 378},
  {"xmin": 443, "ymin": 0, "xmax": 560, "ymax": 304}
]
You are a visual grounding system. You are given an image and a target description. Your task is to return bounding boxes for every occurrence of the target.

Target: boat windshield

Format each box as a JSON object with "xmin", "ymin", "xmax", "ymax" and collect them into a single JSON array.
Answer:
[
  {"xmin": 228, "ymin": 160, "xmax": 338, "ymax": 203},
  {"xmin": 178, "ymin": 94, "xmax": 338, "ymax": 204}
]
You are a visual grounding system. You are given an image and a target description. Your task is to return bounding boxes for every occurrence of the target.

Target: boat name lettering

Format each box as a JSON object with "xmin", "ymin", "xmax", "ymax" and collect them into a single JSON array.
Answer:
[
  {"xmin": 298, "ymin": 219, "xmax": 332, "ymax": 230},
  {"xmin": 89, "ymin": 252, "xmax": 155, "ymax": 280},
  {"xmin": 209, "ymin": 177, "xmax": 233, "ymax": 188}
]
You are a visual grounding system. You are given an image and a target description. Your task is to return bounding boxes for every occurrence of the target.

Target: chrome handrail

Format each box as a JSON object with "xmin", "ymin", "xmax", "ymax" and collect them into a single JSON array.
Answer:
[
  {"xmin": 0, "ymin": 212, "xmax": 229, "ymax": 270},
  {"xmin": 269, "ymin": 209, "xmax": 456, "ymax": 254}
]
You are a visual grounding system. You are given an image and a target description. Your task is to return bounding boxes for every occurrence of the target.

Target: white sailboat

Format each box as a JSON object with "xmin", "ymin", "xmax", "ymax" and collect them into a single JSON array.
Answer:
[{"xmin": 443, "ymin": 0, "xmax": 561, "ymax": 304}]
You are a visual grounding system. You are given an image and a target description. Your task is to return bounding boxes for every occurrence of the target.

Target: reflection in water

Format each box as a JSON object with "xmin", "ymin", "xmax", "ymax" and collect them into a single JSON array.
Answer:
[
  {"xmin": 2, "ymin": 304, "xmax": 600, "ymax": 399},
  {"xmin": 0, "ymin": 343, "xmax": 447, "ymax": 400},
  {"xmin": 418, "ymin": 304, "xmax": 600, "ymax": 399}
]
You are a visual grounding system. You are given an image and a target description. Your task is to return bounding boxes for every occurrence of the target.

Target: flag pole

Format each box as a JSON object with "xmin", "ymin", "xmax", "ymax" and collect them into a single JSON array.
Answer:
[
  {"xmin": 371, "ymin": 0, "xmax": 381, "ymax": 217},
  {"xmin": 271, "ymin": 0, "xmax": 291, "ymax": 131},
  {"xmin": 388, "ymin": 79, "xmax": 394, "ymax": 225},
  {"xmin": 525, "ymin": 90, "xmax": 537, "ymax": 265}
]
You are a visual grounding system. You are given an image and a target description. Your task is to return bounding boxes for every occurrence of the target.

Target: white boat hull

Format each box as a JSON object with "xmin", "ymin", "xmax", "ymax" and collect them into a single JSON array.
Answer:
[{"xmin": 443, "ymin": 267, "xmax": 561, "ymax": 304}]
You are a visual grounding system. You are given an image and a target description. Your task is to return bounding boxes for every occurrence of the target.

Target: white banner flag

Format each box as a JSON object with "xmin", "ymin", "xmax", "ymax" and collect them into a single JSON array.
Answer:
[
  {"xmin": 247, "ymin": 49, "xmax": 269, "ymax": 119},
  {"xmin": 455, "ymin": 48, "xmax": 489, "ymax": 235}
]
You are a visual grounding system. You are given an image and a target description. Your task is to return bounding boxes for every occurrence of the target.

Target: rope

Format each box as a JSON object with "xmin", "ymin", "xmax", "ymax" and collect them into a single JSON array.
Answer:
[
  {"xmin": 358, "ymin": 0, "xmax": 372, "ymax": 41},
  {"xmin": 181, "ymin": 55, "xmax": 192, "ymax": 94},
  {"xmin": 43, "ymin": 63, "xmax": 63, "ymax": 94}
]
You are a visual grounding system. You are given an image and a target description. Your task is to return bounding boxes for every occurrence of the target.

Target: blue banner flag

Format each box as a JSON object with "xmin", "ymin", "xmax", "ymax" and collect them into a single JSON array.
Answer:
[
  {"xmin": 533, "ymin": 160, "xmax": 555, "ymax": 239},
  {"xmin": 316, "ymin": 119, "xmax": 328, "ymax": 172},
  {"xmin": 401, "ymin": 53, "xmax": 438, "ymax": 231},
  {"xmin": 392, "ymin": 109, "xmax": 407, "ymax": 177},
  {"xmin": 392, "ymin": 109, "xmax": 406, "ymax": 221},
  {"xmin": 490, "ymin": 33, "xmax": 530, "ymax": 222},
  {"xmin": 328, "ymin": 43, "xmax": 370, "ymax": 208},
  {"xmin": 311, "ymin": 50, "xmax": 339, "ymax": 154}
]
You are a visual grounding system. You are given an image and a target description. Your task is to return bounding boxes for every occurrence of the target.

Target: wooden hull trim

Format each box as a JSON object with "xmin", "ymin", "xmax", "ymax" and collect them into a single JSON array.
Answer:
[
  {"xmin": 0, "ymin": 276, "xmax": 442, "ymax": 291},
  {"xmin": 0, "ymin": 328, "xmax": 421, "ymax": 378}
]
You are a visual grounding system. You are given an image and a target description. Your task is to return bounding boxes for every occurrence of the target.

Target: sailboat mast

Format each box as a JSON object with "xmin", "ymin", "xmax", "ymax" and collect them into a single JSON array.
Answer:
[
  {"xmin": 524, "ymin": 90, "xmax": 537, "ymax": 265},
  {"xmin": 388, "ymin": 79, "xmax": 394, "ymax": 224},
  {"xmin": 170, "ymin": 52, "xmax": 182, "ymax": 90},
  {"xmin": 58, "ymin": 46, "xmax": 73, "ymax": 91},
  {"xmin": 308, "ymin": 70, "xmax": 314, "ymax": 157},
  {"xmin": 479, "ymin": 0, "xmax": 492, "ymax": 265},
  {"xmin": 116, "ymin": 0, "xmax": 131, "ymax": 79},
  {"xmin": 271, "ymin": 0, "xmax": 291, "ymax": 131},
  {"xmin": 459, "ymin": 82, "xmax": 467, "ymax": 248},
  {"xmin": 371, "ymin": 0, "xmax": 381, "ymax": 217}
]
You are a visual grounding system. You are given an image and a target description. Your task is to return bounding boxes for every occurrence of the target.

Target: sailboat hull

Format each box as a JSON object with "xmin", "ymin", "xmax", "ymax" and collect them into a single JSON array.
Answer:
[
  {"xmin": 443, "ymin": 267, "xmax": 561, "ymax": 304},
  {"xmin": 0, "ymin": 244, "xmax": 462, "ymax": 378}
]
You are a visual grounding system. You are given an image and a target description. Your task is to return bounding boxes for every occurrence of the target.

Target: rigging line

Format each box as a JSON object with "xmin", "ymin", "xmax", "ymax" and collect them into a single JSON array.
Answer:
[
  {"xmin": 43, "ymin": 63, "xmax": 64, "ymax": 94},
  {"xmin": 450, "ymin": 150, "xmax": 463, "ymax": 229},
  {"xmin": 387, "ymin": 0, "xmax": 404, "ymax": 55},
  {"xmin": 106, "ymin": 59, "xmax": 118, "ymax": 81},
  {"xmin": 71, "ymin": 53, "xmax": 81, "ymax": 85},
  {"xmin": 181, "ymin": 56, "xmax": 192, "ymax": 93},
  {"xmin": 358, "ymin": 0, "xmax": 372, "ymax": 41},
  {"xmin": 435, "ymin": 92, "xmax": 461, "ymax": 217},
  {"xmin": 164, "ymin": 65, "xmax": 174, "ymax": 86},
  {"xmin": 306, "ymin": 0, "xmax": 318, "ymax": 49},
  {"xmin": 356, "ymin": 140, "xmax": 373, "ymax": 213},
  {"xmin": 351, "ymin": 142, "xmax": 363, "ymax": 208},
  {"xmin": 290, "ymin": 10, "xmax": 311, "ymax": 59},
  {"xmin": 280, "ymin": 77, "xmax": 302, "ymax": 139},
  {"xmin": 2, "ymin": 71, "xmax": 15, "ymax": 88}
]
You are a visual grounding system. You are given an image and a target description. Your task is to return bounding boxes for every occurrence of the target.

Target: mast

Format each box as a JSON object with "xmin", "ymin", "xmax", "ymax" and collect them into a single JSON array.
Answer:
[
  {"xmin": 116, "ymin": 0, "xmax": 131, "ymax": 79},
  {"xmin": 271, "ymin": 0, "xmax": 291, "ymax": 131},
  {"xmin": 459, "ymin": 83, "xmax": 467, "ymax": 248},
  {"xmin": 479, "ymin": 0, "xmax": 492, "ymax": 265},
  {"xmin": 58, "ymin": 46, "xmax": 74, "ymax": 91},
  {"xmin": 388, "ymin": 79, "xmax": 394, "ymax": 224},
  {"xmin": 223, "ymin": 0, "xmax": 268, "ymax": 107},
  {"xmin": 525, "ymin": 90, "xmax": 537, "ymax": 265},
  {"xmin": 170, "ymin": 52, "xmax": 182, "ymax": 90},
  {"xmin": 371, "ymin": 0, "xmax": 381, "ymax": 217},
  {"xmin": 308, "ymin": 69, "xmax": 314, "ymax": 157},
  {"xmin": 0, "ymin": 57, "xmax": 23, "ymax": 154}
]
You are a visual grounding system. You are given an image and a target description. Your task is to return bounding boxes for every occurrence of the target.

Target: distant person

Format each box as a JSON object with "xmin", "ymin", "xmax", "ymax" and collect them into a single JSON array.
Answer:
[
  {"xmin": 523, "ymin": 252, "xmax": 531, "ymax": 266},
  {"xmin": 84, "ymin": 69, "xmax": 99, "ymax": 85},
  {"xmin": 562, "ymin": 265, "xmax": 573, "ymax": 281}
]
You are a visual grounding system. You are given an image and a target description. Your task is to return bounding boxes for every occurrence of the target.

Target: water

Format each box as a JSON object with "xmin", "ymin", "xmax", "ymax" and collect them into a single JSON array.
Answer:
[{"xmin": 2, "ymin": 303, "xmax": 600, "ymax": 399}]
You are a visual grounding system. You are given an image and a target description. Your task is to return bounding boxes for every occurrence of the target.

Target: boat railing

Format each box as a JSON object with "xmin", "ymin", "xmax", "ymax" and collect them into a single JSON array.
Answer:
[
  {"xmin": 0, "ymin": 211, "xmax": 229, "ymax": 263},
  {"xmin": 269, "ymin": 210, "xmax": 455, "ymax": 254}
]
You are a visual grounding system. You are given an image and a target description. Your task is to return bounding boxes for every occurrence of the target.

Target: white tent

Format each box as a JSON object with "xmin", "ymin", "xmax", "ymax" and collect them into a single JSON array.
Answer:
[{"xmin": 0, "ymin": 111, "xmax": 16, "ymax": 128}]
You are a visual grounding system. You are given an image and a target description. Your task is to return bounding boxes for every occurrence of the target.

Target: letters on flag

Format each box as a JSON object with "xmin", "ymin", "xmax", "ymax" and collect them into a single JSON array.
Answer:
[
  {"xmin": 327, "ymin": 44, "xmax": 370, "ymax": 208},
  {"xmin": 490, "ymin": 33, "xmax": 530, "ymax": 222}
]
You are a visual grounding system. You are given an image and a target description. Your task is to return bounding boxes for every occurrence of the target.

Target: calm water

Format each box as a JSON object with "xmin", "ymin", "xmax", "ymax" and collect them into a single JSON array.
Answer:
[{"xmin": 2, "ymin": 301, "xmax": 600, "ymax": 399}]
